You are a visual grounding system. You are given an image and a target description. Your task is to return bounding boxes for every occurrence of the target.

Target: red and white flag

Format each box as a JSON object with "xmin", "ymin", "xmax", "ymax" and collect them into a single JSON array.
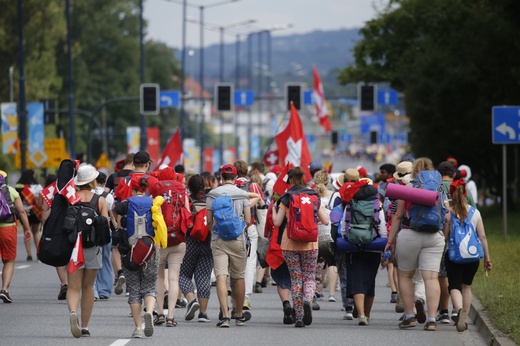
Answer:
[
  {"xmin": 154, "ymin": 128, "xmax": 183, "ymax": 171},
  {"xmin": 67, "ymin": 232, "xmax": 84, "ymax": 274},
  {"xmin": 41, "ymin": 181, "xmax": 57, "ymax": 208},
  {"xmin": 312, "ymin": 65, "xmax": 332, "ymax": 132},
  {"xmin": 272, "ymin": 162, "xmax": 294, "ymax": 196},
  {"xmin": 275, "ymin": 103, "xmax": 313, "ymax": 182},
  {"xmin": 263, "ymin": 149, "xmax": 279, "ymax": 167},
  {"xmin": 59, "ymin": 178, "xmax": 81, "ymax": 205}
]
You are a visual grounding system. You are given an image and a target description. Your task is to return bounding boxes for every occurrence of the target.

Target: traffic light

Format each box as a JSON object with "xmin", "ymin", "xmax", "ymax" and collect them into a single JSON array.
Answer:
[
  {"xmin": 285, "ymin": 84, "xmax": 302, "ymax": 111},
  {"xmin": 215, "ymin": 83, "xmax": 233, "ymax": 111},
  {"xmin": 359, "ymin": 84, "xmax": 376, "ymax": 112},
  {"xmin": 40, "ymin": 99, "xmax": 55, "ymax": 124},
  {"xmin": 331, "ymin": 131, "xmax": 338, "ymax": 145},
  {"xmin": 140, "ymin": 83, "xmax": 160, "ymax": 115}
]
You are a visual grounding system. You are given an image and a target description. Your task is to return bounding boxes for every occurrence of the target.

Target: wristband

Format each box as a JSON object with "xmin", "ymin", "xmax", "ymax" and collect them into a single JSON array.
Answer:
[{"xmin": 387, "ymin": 240, "xmax": 393, "ymax": 245}]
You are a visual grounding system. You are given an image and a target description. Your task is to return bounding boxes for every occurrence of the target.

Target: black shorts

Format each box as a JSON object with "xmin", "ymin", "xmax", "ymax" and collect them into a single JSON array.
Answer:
[{"xmin": 444, "ymin": 252, "xmax": 480, "ymax": 291}]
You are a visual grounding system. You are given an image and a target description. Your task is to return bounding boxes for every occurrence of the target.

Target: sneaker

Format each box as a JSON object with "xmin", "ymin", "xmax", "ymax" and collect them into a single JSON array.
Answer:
[
  {"xmin": 344, "ymin": 312, "xmax": 354, "ymax": 320},
  {"xmin": 132, "ymin": 328, "xmax": 143, "ymax": 338},
  {"xmin": 399, "ymin": 316, "xmax": 417, "ymax": 329},
  {"xmin": 81, "ymin": 329, "xmax": 90, "ymax": 337},
  {"xmin": 415, "ymin": 299, "xmax": 426, "ymax": 324},
  {"xmin": 358, "ymin": 316, "xmax": 368, "ymax": 326},
  {"xmin": 456, "ymin": 309, "xmax": 468, "ymax": 332},
  {"xmin": 254, "ymin": 283, "xmax": 263, "ymax": 293},
  {"xmin": 294, "ymin": 318, "xmax": 305, "ymax": 328},
  {"xmin": 261, "ymin": 276, "xmax": 268, "ymax": 287},
  {"xmin": 390, "ymin": 292, "xmax": 398, "ymax": 303},
  {"xmin": 303, "ymin": 301, "xmax": 313, "ymax": 326},
  {"xmin": 231, "ymin": 310, "xmax": 251, "ymax": 321},
  {"xmin": 58, "ymin": 284, "xmax": 68, "ymax": 300},
  {"xmin": 235, "ymin": 315, "xmax": 248, "ymax": 326},
  {"xmin": 395, "ymin": 293, "xmax": 404, "ymax": 313},
  {"xmin": 328, "ymin": 295, "xmax": 337, "ymax": 302},
  {"xmin": 216, "ymin": 317, "xmax": 230, "ymax": 328},
  {"xmin": 185, "ymin": 300, "xmax": 200, "ymax": 321},
  {"xmin": 175, "ymin": 299, "xmax": 187, "ymax": 308},
  {"xmin": 311, "ymin": 296, "xmax": 320, "ymax": 311},
  {"xmin": 436, "ymin": 312, "xmax": 450, "ymax": 324},
  {"xmin": 27, "ymin": 255, "xmax": 33, "ymax": 261},
  {"xmin": 198, "ymin": 312, "xmax": 210, "ymax": 322},
  {"xmin": 69, "ymin": 312, "xmax": 82, "ymax": 338},
  {"xmin": 243, "ymin": 297, "xmax": 252, "ymax": 310},
  {"xmin": 144, "ymin": 312, "xmax": 154, "ymax": 337},
  {"xmin": 0, "ymin": 290, "xmax": 12, "ymax": 303},
  {"xmin": 424, "ymin": 321, "xmax": 437, "ymax": 331},
  {"xmin": 283, "ymin": 301, "xmax": 294, "ymax": 325},
  {"xmin": 114, "ymin": 275, "xmax": 125, "ymax": 295},
  {"xmin": 451, "ymin": 309, "xmax": 459, "ymax": 323}
]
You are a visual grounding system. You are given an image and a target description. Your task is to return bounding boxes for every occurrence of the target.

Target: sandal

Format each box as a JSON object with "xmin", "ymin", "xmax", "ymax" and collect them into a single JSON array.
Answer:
[
  {"xmin": 154, "ymin": 314, "xmax": 165, "ymax": 325},
  {"xmin": 166, "ymin": 317, "xmax": 177, "ymax": 327}
]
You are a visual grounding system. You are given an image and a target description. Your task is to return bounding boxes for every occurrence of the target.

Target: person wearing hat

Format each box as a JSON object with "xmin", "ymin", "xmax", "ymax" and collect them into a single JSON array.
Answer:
[
  {"xmin": 68, "ymin": 164, "xmax": 109, "ymax": 337},
  {"xmin": 0, "ymin": 170, "xmax": 32, "ymax": 304},
  {"xmin": 206, "ymin": 164, "xmax": 252, "ymax": 328},
  {"xmin": 131, "ymin": 151, "xmax": 159, "ymax": 193},
  {"xmin": 307, "ymin": 161, "xmax": 323, "ymax": 189}
]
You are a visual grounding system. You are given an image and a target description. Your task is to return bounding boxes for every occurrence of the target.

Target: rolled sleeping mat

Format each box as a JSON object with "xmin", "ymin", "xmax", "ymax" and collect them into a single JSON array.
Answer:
[
  {"xmin": 336, "ymin": 237, "xmax": 386, "ymax": 253},
  {"xmin": 385, "ymin": 183, "xmax": 438, "ymax": 207}
]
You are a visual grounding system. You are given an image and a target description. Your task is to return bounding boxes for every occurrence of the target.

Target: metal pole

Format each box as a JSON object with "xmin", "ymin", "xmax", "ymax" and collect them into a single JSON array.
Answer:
[
  {"xmin": 17, "ymin": 0, "xmax": 27, "ymax": 171},
  {"xmin": 266, "ymin": 30, "xmax": 273, "ymax": 122},
  {"xmin": 257, "ymin": 31, "xmax": 263, "ymax": 150},
  {"xmin": 234, "ymin": 34, "xmax": 240, "ymax": 157},
  {"xmin": 180, "ymin": 0, "xmax": 187, "ymax": 140},
  {"xmin": 199, "ymin": 6, "xmax": 205, "ymax": 172},
  {"xmin": 502, "ymin": 145, "xmax": 507, "ymax": 239},
  {"xmin": 66, "ymin": 0, "xmax": 75, "ymax": 158},
  {"xmin": 219, "ymin": 27, "xmax": 224, "ymax": 166},
  {"xmin": 9, "ymin": 66, "xmax": 14, "ymax": 102},
  {"xmin": 247, "ymin": 33, "xmax": 253, "ymax": 163},
  {"xmin": 139, "ymin": 0, "xmax": 146, "ymax": 151}
]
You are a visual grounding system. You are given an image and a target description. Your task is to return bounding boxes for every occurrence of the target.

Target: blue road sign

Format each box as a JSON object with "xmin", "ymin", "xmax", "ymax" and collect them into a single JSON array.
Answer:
[
  {"xmin": 492, "ymin": 106, "xmax": 520, "ymax": 144},
  {"xmin": 304, "ymin": 90, "xmax": 313, "ymax": 106},
  {"xmin": 340, "ymin": 132, "xmax": 351, "ymax": 143},
  {"xmin": 234, "ymin": 90, "xmax": 254, "ymax": 106},
  {"xmin": 160, "ymin": 90, "xmax": 180, "ymax": 108},
  {"xmin": 377, "ymin": 89, "xmax": 398, "ymax": 106},
  {"xmin": 360, "ymin": 113, "xmax": 386, "ymax": 135}
]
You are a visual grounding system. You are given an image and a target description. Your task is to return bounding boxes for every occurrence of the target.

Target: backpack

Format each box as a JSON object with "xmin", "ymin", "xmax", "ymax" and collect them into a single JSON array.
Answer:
[
  {"xmin": 189, "ymin": 200, "xmax": 209, "ymax": 242},
  {"xmin": 151, "ymin": 180, "xmax": 187, "ymax": 246},
  {"xmin": 0, "ymin": 178, "xmax": 16, "ymax": 223},
  {"xmin": 121, "ymin": 235, "xmax": 155, "ymax": 271},
  {"xmin": 211, "ymin": 194, "xmax": 247, "ymax": 240},
  {"xmin": 448, "ymin": 207, "xmax": 484, "ymax": 263},
  {"xmin": 410, "ymin": 170, "xmax": 447, "ymax": 233},
  {"xmin": 115, "ymin": 173, "xmax": 150, "ymax": 202},
  {"xmin": 318, "ymin": 192, "xmax": 337, "ymax": 257},
  {"xmin": 126, "ymin": 196, "xmax": 155, "ymax": 245},
  {"xmin": 285, "ymin": 188, "xmax": 320, "ymax": 242},
  {"xmin": 63, "ymin": 194, "xmax": 111, "ymax": 248},
  {"xmin": 340, "ymin": 185, "xmax": 381, "ymax": 248}
]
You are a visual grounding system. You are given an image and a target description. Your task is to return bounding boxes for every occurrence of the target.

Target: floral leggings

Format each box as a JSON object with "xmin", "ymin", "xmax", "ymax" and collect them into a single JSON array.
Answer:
[{"xmin": 283, "ymin": 249, "xmax": 318, "ymax": 319}]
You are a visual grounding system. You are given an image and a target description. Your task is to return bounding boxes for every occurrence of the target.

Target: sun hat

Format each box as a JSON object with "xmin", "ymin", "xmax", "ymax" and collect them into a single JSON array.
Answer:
[
  {"xmin": 393, "ymin": 161, "xmax": 413, "ymax": 180},
  {"xmin": 333, "ymin": 173, "xmax": 346, "ymax": 190},
  {"xmin": 345, "ymin": 168, "xmax": 360, "ymax": 182},
  {"xmin": 74, "ymin": 164, "xmax": 99, "ymax": 186},
  {"xmin": 0, "ymin": 170, "xmax": 7, "ymax": 178}
]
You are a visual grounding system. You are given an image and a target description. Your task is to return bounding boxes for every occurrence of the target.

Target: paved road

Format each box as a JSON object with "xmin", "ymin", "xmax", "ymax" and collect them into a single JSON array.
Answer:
[{"xmin": 0, "ymin": 232, "xmax": 488, "ymax": 346}]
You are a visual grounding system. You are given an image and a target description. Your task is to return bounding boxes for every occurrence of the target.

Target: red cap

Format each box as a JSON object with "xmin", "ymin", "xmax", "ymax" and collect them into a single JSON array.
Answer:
[
  {"xmin": 221, "ymin": 164, "xmax": 237, "ymax": 175},
  {"xmin": 357, "ymin": 166, "xmax": 368, "ymax": 178},
  {"xmin": 269, "ymin": 165, "xmax": 283, "ymax": 175}
]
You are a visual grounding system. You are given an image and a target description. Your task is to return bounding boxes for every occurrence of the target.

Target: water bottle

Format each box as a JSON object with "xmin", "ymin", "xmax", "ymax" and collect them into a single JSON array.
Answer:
[{"xmin": 383, "ymin": 248, "xmax": 392, "ymax": 261}]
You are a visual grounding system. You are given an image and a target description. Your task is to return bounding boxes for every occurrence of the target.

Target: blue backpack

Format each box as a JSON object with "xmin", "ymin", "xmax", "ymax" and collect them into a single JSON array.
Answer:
[
  {"xmin": 448, "ymin": 207, "xmax": 484, "ymax": 263},
  {"xmin": 126, "ymin": 196, "xmax": 155, "ymax": 245},
  {"xmin": 410, "ymin": 170, "xmax": 447, "ymax": 233},
  {"xmin": 212, "ymin": 194, "xmax": 247, "ymax": 240}
]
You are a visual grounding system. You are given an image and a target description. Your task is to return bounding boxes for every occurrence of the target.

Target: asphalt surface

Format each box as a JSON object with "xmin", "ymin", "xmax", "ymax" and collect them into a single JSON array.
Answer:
[{"xmin": 0, "ymin": 232, "xmax": 489, "ymax": 346}]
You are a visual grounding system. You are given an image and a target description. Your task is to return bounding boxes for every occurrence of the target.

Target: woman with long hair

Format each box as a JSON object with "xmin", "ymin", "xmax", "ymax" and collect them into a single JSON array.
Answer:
[{"xmin": 272, "ymin": 167, "xmax": 329, "ymax": 328}]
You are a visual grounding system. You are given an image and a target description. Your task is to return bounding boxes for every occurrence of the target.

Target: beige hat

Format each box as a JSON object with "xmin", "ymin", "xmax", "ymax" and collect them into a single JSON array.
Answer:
[
  {"xmin": 345, "ymin": 168, "xmax": 360, "ymax": 182},
  {"xmin": 333, "ymin": 174, "xmax": 346, "ymax": 190},
  {"xmin": 74, "ymin": 164, "xmax": 99, "ymax": 186},
  {"xmin": 0, "ymin": 170, "xmax": 7, "ymax": 178},
  {"xmin": 393, "ymin": 161, "xmax": 413, "ymax": 180}
]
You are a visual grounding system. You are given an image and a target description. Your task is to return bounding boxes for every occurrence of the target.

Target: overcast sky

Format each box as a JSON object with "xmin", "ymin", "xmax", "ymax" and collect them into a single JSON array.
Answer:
[{"xmin": 144, "ymin": 0, "xmax": 382, "ymax": 48}]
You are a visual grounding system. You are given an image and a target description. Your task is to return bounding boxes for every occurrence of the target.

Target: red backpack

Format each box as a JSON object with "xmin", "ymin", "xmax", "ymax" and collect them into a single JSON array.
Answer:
[
  {"xmin": 115, "ymin": 173, "xmax": 151, "ymax": 202},
  {"xmin": 151, "ymin": 180, "xmax": 190, "ymax": 247},
  {"xmin": 189, "ymin": 200, "xmax": 209, "ymax": 242},
  {"xmin": 285, "ymin": 188, "xmax": 320, "ymax": 242}
]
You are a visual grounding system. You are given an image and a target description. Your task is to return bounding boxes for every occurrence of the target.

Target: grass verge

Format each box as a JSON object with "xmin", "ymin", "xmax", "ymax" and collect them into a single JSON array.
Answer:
[{"xmin": 472, "ymin": 205, "xmax": 520, "ymax": 344}]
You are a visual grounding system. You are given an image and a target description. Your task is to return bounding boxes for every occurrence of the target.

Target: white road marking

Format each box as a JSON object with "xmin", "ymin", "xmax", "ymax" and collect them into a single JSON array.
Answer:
[
  {"xmin": 0, "ymin": 264, "xmax": 30, "ymax": 274},
  {"xmin": 109, "ymin": 339, "xmax": 131, "ymax": 346}
]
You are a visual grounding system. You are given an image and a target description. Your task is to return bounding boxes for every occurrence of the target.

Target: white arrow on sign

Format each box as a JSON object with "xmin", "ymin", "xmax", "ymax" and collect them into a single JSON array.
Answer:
[
  {"xmin": 241, "ymin": 92, "xmax": 247, "ymax": 105},
  {"xmin": 160, "ymin": 96, "xmax": 173, "ymax": 106},
  {"xmin": 384, "ymin": 91, "xmax": 390, "ymax": 105},
  {"xmin": 496, "ymin": 122, "xmax": 515, "ymax": 140}
]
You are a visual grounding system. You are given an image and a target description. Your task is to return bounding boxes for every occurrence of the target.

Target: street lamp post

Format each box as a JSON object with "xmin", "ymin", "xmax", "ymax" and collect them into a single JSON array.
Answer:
[{"xmin": 17, "ymin": 0, "xmax": 28, "ymax": 171}]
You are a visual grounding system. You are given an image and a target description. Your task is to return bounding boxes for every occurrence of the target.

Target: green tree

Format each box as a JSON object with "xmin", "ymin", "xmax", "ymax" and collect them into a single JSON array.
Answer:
[{"xmin": 338, "ymin": 0, "xmax": 520, "ymax": 196}]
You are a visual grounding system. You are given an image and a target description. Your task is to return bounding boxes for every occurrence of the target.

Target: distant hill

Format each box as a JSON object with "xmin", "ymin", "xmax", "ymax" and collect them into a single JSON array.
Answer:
[{"xmin": 179, "ymin": 28, "xmax": 361, "ymax": 90}]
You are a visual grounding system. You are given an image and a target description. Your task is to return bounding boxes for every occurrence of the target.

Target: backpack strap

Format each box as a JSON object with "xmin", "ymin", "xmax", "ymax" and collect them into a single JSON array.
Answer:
[
  {"xmin": 101, "ymin": 191, "xmax": 109, "ymax": 198},
  {"xmin": 89, "ymin": 193, "xmax": 101, "ymax": 210},
  {"xmin": 466, "ymin": 206, "xmax": 476, "ymax": 222}
]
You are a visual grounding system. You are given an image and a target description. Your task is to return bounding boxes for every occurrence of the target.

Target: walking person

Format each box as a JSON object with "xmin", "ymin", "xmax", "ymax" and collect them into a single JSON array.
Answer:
[
  {"xmin": 179, "ymin": 174, "xmax": 214, "ymax": 323},
  {"xmin": 272, "ymin": 166, "xmax": 330, "ymax": 328},
  {"xmin": 0, "ymin": 170, "xmax": 32, "ymax": 303},
  {"xmin": 445, "ymin": 179, "xmax": 492, "ymax": 332},
  {"xmin": 67, "ymin": 164, "xmax": 109, "ymax": 337},
  {"xmin": 15, "ymin": 169, "xmax": 43, "ymax": 261}
]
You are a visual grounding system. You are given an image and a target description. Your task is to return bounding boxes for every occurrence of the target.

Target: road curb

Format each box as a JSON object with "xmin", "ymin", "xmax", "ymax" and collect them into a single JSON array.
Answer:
[{"xmin": 470, "ymin": 297, "xmax": 517, "ymax": 346}]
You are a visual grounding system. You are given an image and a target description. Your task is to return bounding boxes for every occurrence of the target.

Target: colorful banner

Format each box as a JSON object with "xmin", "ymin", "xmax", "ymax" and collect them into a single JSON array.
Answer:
[
  {"xmin": 1, "ymin": 102, "xmax": 18, "ymax": 154},
  {"xmin": 28, "ymin": 102, "xmax": 44, "ymax": 153},
  {"xmin": 204, "ymin": 147, "xmax": 213, "ymax": 173},
  {"xmin": 147, "ymin": 127, "xmax": 160, "ymax": 163},
  {"xmin": 183, "ymin": 138, "xmax": 200, "ymax": 173},
  {"xmin": 126, "ymin": 126, "xmax": 140, "ymax": 154}
]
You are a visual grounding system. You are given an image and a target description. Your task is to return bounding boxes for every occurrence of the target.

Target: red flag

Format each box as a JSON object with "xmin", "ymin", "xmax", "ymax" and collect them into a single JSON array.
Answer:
[
  {"xmin": 59, "ymin": 178, "xmax": 81, "ymax": 205},
  {"xmin": 272, "ymin": 162, "xmax": 294, "ymax": 196},
  {"xmin": 264, "ymin": 149, "xmax": 279, "ymax": 167},
  {"xmin": 67, "ymin": 232, "xmax": 84, "ymax": 274},
  {"xmin": 147, "ymin": 127, "xmax": 160, "ymax": 163},
  {"xmin": 312, "ymin": 66, "xmax": 332, "ymax": 132},
  {"xmin": 154, "ymin": 129, "xmax": 183, "ymax": 171},
  {"xmin": 40, "ymin": 181, "xmax": 56, "ymax": 208},
  {"xmin": 275, "ymin": 103, "xmax": 313, "ymax": 182}
]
